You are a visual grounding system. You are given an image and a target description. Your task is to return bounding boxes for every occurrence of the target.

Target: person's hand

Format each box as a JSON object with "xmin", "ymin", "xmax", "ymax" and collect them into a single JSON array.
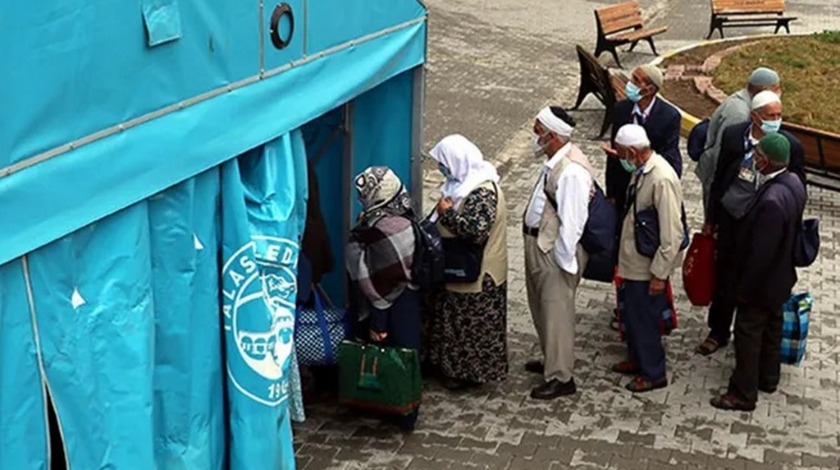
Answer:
[
  {"xmin": 370, "ymin": 330, "xmax": 388, "ymax": 342},
  {"xmin": 701, "ymin": 223, "xmax": 715, "ymax": 237},
  {"xmin": 649, "ymin": 277, "xmax": 666, "ymax": 296},
  {"xmin": 601, "ymin": 143, "xmax": 619, "ymax": 158},
  {"xmin": 436, "ymin": 197, "xmax": 454, "ymax": 215}
]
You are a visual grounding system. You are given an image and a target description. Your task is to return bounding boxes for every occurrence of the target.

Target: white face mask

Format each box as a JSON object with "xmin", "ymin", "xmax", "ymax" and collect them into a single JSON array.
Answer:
[{"xmin": 532, "ymin": 134, "xmax": 550, "ymax": 158}]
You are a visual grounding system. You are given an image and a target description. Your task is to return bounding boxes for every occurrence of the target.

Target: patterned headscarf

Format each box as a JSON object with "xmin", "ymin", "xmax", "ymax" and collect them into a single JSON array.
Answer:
[{"xmin": 355, "ymin": 166, "xmax": 413, "ymax": 225}]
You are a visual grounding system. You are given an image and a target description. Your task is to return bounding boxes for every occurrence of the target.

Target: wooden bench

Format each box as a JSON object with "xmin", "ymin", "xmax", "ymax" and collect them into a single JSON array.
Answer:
[
  {"xmin": 594, "ymin": 1, "xmax": 668, "ymax": 68},
  {"xmin": 707, "ymin": 0, "xmax": 797, "ymax": 39},
  {"xmin": 571, "ymin": 45, "xmax": 629, "ymax": 138}
]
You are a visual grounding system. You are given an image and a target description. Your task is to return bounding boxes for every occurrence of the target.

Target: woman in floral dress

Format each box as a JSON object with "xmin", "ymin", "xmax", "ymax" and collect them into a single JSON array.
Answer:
[{"xmin": 427, "ymin": 135, "xmax": 509, "ymax": 390}]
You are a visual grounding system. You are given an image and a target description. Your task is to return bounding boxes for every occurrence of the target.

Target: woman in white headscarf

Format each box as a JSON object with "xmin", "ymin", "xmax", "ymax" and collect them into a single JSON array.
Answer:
[{"xmin": 426, "ymin": 135, "xmax": 509, "ymax": 390}]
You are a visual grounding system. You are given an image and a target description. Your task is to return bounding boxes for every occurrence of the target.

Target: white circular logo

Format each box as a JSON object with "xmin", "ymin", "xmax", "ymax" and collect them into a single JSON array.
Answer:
[{"xmin": 222, "ymin": 235, "xmax": 298, "ymax": 406}]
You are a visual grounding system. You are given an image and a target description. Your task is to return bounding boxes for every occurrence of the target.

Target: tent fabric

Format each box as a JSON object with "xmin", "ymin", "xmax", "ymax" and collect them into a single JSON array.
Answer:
[
  {"xmin": 0, "ymin": 260, "xmax": 48, "ymax": 470},
  {"xmin": 0, "ymin": 4, "xmax": 426, "ymax": 268},
  {"xmin": 3, "ymin": 131, "xmax": 307, "ymax": 469},
  {"xmin": 221, "ymin": 131, "xmax": 307, "ymax": 470}
]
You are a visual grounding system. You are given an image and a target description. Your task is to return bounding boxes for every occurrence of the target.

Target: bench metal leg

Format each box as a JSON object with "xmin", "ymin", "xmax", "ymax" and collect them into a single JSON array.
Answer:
[
  {"xmin": 609, "ymin": 47, "xmax": 622, "ymax": 69},
  {"xmin": 573, "ymin": 83, "xmax": 591, "ymax": 110},
  {"xmin": 646, "ymin": 38, "xmax": 659, "ymax": 56},
  {"xmin": 774, "ymin": 22, "xmax": 782, "ymax": 34},
  {"xmin": 706, "ymin": 17, "xmax": 717, "ymax": 39},
  {"xmin": 599, "ymin": 111, "xmax": 611, "ymax": 139},
  {"xmin": 628, "ymin": 41, "xmax": 639, "ymax": 52}
]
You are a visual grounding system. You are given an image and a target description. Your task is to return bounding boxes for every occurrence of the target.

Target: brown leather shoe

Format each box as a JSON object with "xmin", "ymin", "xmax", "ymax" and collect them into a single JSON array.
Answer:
[{"xmin": 625, "ymin": 376, "xmax": 668, "ymax": 393}]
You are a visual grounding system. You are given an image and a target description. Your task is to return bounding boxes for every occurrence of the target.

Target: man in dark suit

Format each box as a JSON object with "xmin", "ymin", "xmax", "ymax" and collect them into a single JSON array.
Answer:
[
  {"xmin": 603, "ymin": 64, "xmax": 682, "ymax": 212},
  {"xmin": 696, "ymin": 91, "xmax": 806, "ymax": 356},
  {"xmin": 710, "ymin": 133, "xmax": 806, "ymax": 411}
]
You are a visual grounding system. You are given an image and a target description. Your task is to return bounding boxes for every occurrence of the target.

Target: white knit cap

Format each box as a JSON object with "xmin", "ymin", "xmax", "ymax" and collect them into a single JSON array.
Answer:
[
  {"xmin": 615, "ymin": 124, "xmax": 651, "ymax": 148},
  {"xmin": 751, "ymin": 90, "xmax": 782, "ymax": 110}
]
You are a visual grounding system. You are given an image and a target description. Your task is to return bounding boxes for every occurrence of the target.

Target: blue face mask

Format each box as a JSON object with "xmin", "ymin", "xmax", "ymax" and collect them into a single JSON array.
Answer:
[
  {"xmin": 625, "ymin": 82, "xmax": 643, "ymax": 103},
  {"xmin": 439, "ymin": 164, "xmax": 457, "ymax": 182},
  {"xmin": 760, "ymin": 119, "xmax": 783, "ymax": 134}
]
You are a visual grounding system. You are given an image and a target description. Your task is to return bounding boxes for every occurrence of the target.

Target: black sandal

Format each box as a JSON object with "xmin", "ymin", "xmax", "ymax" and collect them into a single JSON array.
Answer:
[
  {"xmin": 695, "ymin": 337, "xmax": 725, "ymax": 356},
  {"xmin": 710, "ymin": 393, "xmax": 755, "ymax": 412}
]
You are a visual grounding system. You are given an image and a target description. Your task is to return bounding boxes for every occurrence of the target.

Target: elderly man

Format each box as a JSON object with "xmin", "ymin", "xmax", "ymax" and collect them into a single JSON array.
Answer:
[
  {"xmin": 711, "ymin": 134, "xmax": 806, "ymax": 411},
  {"xmin": 696, "ymin": 67, "xmax": 782, "ymax": 210},
  {"xmin": 604, "ymin": 64, "xmax": 682, "ymax": 212},
  {"xmin": 611, "ymin": 124, "xmax": 684, "ymax": 393},
  {"xmin": 697, "ymin": 91, "xmax": 806, "ymax": 356},
  {"xmin": 523, "ymin": 106, "xmax": 595, "ymax": 400}
]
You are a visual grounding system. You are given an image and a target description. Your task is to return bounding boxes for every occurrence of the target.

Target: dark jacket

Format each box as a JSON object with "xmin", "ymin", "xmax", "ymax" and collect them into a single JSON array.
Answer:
[
  {"xmin": 606, "ymin": 98, "xmax": 683, "ymax": 206},
  {"xmin": 706, "ymin": 122, "xmax": 806, "ymax": 225},
  {"xmin": 735, "ymin": 171, "xmax": 807, "ymax": 308}
]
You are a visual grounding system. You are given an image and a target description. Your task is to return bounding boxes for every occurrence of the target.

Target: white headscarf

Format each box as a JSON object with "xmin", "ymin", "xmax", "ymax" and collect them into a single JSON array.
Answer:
[{"xmin": 429, "ymin": 134, "xmax": 499, "ymax": 212}]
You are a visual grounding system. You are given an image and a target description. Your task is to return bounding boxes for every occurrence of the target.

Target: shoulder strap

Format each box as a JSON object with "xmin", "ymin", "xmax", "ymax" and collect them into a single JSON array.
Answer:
[{"xmin": 542, "ymin": 158, "xmax": 572, "ymax": 211}]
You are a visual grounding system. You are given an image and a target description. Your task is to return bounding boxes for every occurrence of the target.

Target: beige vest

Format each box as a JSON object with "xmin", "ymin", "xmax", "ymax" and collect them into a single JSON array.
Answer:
[
  {"xmin": 533, "ymin": 144, "xmax": 594, "ymax": 253},
  {"xmin": 437, "ymin": 181, "xmax": 508, "ymax": 294},
  {"xmin": 536, "ymin": 158, "xmax": 572, "ymax": 253}
]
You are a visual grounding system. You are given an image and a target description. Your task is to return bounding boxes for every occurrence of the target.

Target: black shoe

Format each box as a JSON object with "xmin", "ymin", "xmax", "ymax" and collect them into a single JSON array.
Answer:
[
  {"xmin": 442, "ymin": 377, "xmax": 480, "ymax": 391},
  {"xmin": 759, "ymin": 384, "xmax": 778, "ymax": 394},
  {"xmin": 525, "ymin": 360, "xmax": 545, "ymax": 375},
  {"xmin": 530, "ymin": 378, "xmax": 576, "ymax": 400}
]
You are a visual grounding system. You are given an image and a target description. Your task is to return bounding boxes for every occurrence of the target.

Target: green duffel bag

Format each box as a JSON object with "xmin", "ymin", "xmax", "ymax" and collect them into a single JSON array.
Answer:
[{"xmin": 337, "ymin": 340, "xmax": 422, "ymax": 415}]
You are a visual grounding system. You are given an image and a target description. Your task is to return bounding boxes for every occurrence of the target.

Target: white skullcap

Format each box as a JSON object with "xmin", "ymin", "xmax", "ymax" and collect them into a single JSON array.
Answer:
[
  {"xmin": 615, "ymin": 124, "xmax": 651, "ymax": 148},
  {"xmin": 637, "ymin": 64, "xmax": 664, "ymax": 89},
  {"xmin": 536, "ymin": 107, "xmax": 574, "ymax": 137},
  {"xmin": 751, "ymin": 90, "xmax": 781, "ymax": 110}
]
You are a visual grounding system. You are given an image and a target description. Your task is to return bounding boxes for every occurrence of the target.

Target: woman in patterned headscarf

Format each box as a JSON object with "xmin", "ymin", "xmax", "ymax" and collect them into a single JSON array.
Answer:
[{"xmin": 345, "ymin": 166, "xmax": 421, "ymax": 430}]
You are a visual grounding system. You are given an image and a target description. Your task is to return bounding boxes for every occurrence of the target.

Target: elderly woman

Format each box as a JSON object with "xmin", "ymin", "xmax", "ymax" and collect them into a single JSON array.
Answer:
[
  {"xmin": 346, "ymin": 166, "xmax": 421, "ymax": 430},
  {"xmin": 427, "ymin": 134, "xmax": 509, "ymax": 390}
]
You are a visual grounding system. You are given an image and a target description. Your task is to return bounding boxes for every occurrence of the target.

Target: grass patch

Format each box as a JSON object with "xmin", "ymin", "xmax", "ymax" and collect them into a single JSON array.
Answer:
[{"xmin": 714, "ymin": 32, "xmax": 840, "ymax": 133}]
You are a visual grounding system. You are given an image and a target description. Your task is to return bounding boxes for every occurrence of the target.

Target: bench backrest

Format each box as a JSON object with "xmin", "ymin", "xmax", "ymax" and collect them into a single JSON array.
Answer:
[
  {"xmin": 576, "ymin": 45, "xmax": 616, "ymax": 102},
  {"xmin": 596, "ymin": 2, "xmax": 644, "ymax": 36},
  {"xmin": 711, "ymin": 0, "xmax": 785, "ymax": 14}
]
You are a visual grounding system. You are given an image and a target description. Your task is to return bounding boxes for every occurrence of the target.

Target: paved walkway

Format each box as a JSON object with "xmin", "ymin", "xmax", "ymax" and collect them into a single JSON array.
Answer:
[{"xmin": 293, "ymin": 1, "xmax": 840, "ymax": 468}]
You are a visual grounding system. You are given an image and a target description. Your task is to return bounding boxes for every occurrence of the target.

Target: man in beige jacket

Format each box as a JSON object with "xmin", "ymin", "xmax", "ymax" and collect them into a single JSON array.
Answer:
[
  {"xmin": 523, "ymin": 106, "xmax": 595, "ymax": 400},
  {"xmin": 611, "ymin": 124, "xmax": 684, "ymax": 393}
]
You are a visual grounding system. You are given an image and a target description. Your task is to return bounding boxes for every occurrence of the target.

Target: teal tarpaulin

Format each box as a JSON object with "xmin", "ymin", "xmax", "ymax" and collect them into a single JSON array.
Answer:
[{"xmin": 0, "ymin": 0, "xmax": 426, "ymax": 468}]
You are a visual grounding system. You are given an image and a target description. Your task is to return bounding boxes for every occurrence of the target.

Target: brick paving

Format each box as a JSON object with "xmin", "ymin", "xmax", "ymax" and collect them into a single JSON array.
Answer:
[{"xmin": 293, "ymin": 1, "xmax": 840, "ymax": 468}]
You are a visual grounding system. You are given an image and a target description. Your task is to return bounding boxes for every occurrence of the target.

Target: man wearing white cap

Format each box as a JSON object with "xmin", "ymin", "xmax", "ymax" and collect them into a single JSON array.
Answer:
[
  {"xmin": 697, "ymin": 91, "xmax": 805, "ymax": 356},
  {"xmin": 604, "ymin": 64, "xmax": 682, "ymax": 213},
  {"xmin": 522, "ymin": 106, "xmax": 594, "ymax": 400},
  {"xmin": 695, "ymin": 67, "xmax": 782, "ymax": 210},
  {"xmin": 612, "ymin": 124, "xmax": 683, "ymax": 393}
]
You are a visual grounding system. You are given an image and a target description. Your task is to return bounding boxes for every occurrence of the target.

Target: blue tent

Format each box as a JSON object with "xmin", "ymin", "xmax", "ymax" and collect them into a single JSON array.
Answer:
[{"xmin": 0, "ymin": 1, "xmax": 427, "ymax": 468}]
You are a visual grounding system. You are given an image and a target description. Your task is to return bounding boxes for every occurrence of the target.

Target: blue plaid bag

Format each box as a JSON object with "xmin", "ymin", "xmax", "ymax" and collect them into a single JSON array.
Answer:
[
  {"xmin": 781, "ymin": 293, "xmax": 812, "ymax": 366},
  {"xmin": 295, "ymin": 286, "xmax": 349, "ymax": 366}
]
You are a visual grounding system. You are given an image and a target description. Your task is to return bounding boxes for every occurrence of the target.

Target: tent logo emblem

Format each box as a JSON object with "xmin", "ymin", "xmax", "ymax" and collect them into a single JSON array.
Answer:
[{"xmin": 223, "ymin": 235, "xmax": 299, "ymax": 406}]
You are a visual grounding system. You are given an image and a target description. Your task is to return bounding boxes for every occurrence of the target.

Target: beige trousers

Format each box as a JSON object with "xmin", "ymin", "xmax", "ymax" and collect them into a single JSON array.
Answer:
[{"xmin": 524, "ymin": 235, "xmax": 588, "ymax": 383}]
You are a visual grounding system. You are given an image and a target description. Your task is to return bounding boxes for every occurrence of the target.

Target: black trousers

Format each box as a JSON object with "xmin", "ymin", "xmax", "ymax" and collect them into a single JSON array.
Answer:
[
  {"xmin": 728, "ymin": 302, "xmax": 783, "ymax": 404},
  {"xmin": 707, "ymin": 212, "xmax": 740, "ymax": 343}
]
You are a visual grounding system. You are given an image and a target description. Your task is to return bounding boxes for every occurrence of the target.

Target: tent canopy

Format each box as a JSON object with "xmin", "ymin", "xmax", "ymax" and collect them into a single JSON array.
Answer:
[{"xmin": 0, "ymin": 0, "xmax": 428, "ymax": 266}]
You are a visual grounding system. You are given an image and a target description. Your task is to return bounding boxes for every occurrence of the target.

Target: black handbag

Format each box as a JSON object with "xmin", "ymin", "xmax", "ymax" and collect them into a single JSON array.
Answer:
[
  {"xmin": 441, "ymin": 237, "xmax": 484, "ymax": 283},
  {"xmin": 439, "ymin": 183, "xmax": 500, "ymax": 284},
  {"xmin": 629, "ymin": 180, "xmax": 689, "ymax": 258}
]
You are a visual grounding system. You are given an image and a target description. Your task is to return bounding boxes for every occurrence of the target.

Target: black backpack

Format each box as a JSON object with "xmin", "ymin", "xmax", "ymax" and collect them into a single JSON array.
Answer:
[
  {"xmin": 408, "ymin": 213, "xmax": 445, "ymax": 290},
  {"xmin": 687, "ymin": 118, "xmax": 710, "ymax": 162}
]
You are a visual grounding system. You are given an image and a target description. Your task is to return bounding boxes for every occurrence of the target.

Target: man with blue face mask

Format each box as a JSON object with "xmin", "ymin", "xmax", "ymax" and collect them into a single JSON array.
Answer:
[
  {"xmin": 602, "ymin": 64, "xmax": 682, "ymax": 214},
  {"xmin": 696, "ymin": 91, "xmax": 806, "ymax": 357}
]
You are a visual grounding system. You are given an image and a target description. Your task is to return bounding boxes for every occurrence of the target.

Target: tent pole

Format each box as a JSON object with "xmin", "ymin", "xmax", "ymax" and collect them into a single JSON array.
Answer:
[
  {"xmin": 410, "ymin": 65, "xmax": 426, "ymax": 213},
  {"xmin": 342, "ymin": 101, "xmax": 355, "ymax": 303}
]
